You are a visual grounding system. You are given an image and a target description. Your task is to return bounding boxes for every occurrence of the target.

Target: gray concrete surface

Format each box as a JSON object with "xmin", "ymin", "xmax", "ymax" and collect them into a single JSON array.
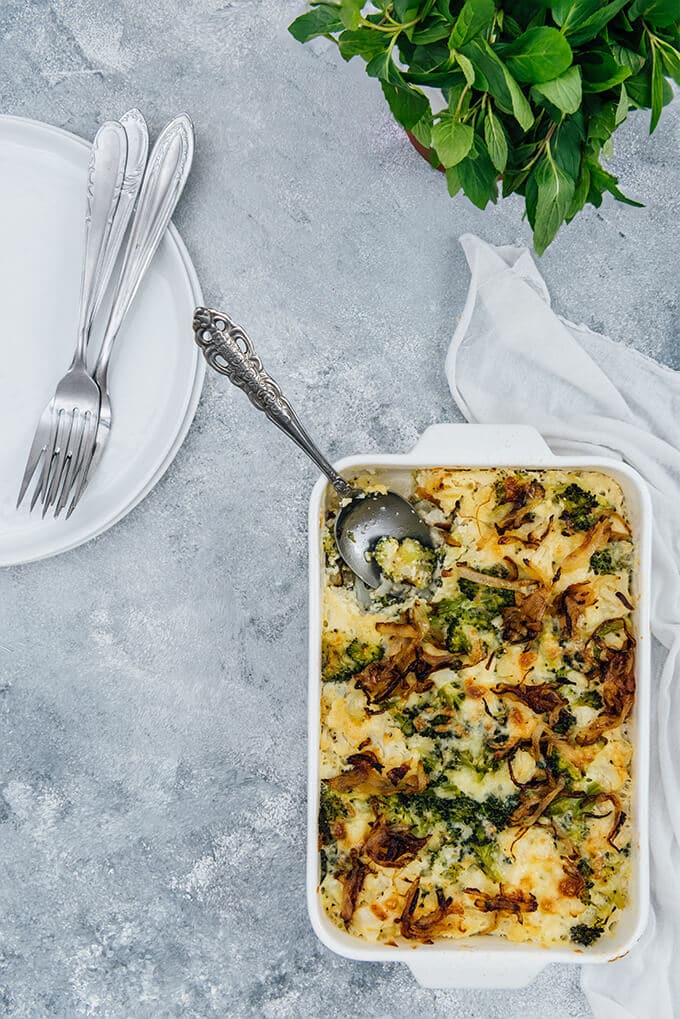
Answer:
[{"xmin": 0, "ymin": 1, "xmax": 678, "ymax": 1016}]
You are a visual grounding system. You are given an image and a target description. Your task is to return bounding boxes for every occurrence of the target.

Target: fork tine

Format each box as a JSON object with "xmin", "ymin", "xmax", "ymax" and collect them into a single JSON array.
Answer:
[
  {"xmin": 40, "ymin": 409, "xmax": 69, "ymax": 517},
  {"xmin": 65, "ymin": 411, "xmax": 98, "ymax": 519},
  {"xmin": 54, "ymin": 412, "xmax": 87, "ymax": 518},
  {"xmin": 45, "ymin": 410, "xmax": 79, "ymax": 516},
  {"xmin": 16, "ymin": 427, "xmax": 48, "ymax": 508},
  {"xmin": 30, "ymin": 409, "xmax": 59, "ymax": 512}
]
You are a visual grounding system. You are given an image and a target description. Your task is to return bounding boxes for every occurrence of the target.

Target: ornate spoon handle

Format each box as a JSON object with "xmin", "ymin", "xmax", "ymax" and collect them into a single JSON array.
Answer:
[{"xmin": 193, "ymin": 306, "xmax": 354, "ymax": 499}]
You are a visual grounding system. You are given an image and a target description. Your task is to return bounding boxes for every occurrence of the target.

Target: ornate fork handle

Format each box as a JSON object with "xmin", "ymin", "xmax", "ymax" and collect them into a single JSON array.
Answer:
[{"xmin": 193, "ymin": 307, "xmax": 354, "ymax": 499}]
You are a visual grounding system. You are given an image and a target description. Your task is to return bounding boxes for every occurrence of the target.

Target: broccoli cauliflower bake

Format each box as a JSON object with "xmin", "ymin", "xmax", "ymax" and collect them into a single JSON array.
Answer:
[{"xmin": 318, "ymin": 469, "xmax": 636, "ymax": 949}]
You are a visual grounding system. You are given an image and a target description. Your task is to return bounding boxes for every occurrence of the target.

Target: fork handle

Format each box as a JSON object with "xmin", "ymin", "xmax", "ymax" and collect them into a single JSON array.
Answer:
[
  {"xmin": 91, "ymin": 109, "xmax": 149, "ymax": 321},
  {"xmin": 94, "ymin": 114, "xmax": 194, "ymax": 387},
  {"xmin": 76, "ymin": 120, "xmax": 128, "ymax": 361}
]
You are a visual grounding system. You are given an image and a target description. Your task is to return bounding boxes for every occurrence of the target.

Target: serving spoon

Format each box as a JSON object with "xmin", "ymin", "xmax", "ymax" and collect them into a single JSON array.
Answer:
[{"xmin": 193, "ymin": 307, "xmax": 432, "ymax": 588}]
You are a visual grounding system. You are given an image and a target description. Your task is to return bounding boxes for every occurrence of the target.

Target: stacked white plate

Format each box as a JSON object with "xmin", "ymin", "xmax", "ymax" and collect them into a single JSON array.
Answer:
[{"xmin": 0, "ymin": 116, "xmax": 205, "ymax": 566}]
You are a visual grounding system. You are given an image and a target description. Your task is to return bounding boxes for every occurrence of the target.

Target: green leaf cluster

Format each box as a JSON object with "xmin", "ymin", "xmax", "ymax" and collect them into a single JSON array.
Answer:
[{"xmin": 290, "ymin": 0, "xmax": 680, "ymax": 252}]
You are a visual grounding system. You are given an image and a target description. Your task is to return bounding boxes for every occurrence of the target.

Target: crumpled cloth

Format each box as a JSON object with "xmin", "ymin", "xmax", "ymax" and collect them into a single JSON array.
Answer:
[{"xmin": 447, "ymin": 235, "xmax": 680, "ymax": 1019}]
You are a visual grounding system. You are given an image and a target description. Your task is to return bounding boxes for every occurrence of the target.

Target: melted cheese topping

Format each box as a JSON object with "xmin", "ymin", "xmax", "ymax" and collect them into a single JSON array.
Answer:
[{"xmin": 318, "ymin": 469, "xmax": 635, "ymax": 950}]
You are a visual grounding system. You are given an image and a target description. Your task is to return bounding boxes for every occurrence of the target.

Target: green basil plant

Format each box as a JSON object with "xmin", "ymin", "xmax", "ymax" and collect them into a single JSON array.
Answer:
[{"xmin": 290, "ymin": 0, "xmax": 680, "ymax": 252}]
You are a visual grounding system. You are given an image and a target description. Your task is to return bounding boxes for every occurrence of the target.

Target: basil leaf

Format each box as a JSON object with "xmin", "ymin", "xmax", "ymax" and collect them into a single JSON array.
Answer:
[
  {"xmin": 552, "ymin": 116, "xmax": 583, "ymax": 178},
  {"xmin": 449, "ymin": 0, "xmax": 496, "ymax": 49},
  {"xmin": 446, "ymin": 164, "xmax": 463, "ymax": 196},
  {"xmin": 394, "ymin": 0, "xmax": 419, "ymax": 20},
  {"xmin": 650, "ymin": 45, "xmax": 664, "ymax": 132},
  {"xmin": 366, "ymin": 50, "xmax": 404, "ymax": 82},
  {"xmin": 557, "ymin": 0, "xmax": 629, "ymax": 46},
  {"xmin": 461, "ymin": 39, "xmax": 534, "ymax": 127},
  {"xmin": 533, "ymin": 155, "xmax": 575, "ymax": 254},
  {"xmin": 659, "ymin": 41, "xmax": 680, "ymax": 86},
  {"xmin": 432, "ymin": 115, "xmax": 475, "ymax": 166},
  {"xmin": 551, "ymin": 0, "xmax": 599, "ymax": 31},
  {"xmin": 629, "ymin": 0, "xmax": 679, "ymax": 27},
  {"xmin": 381, "ymin": 82, "xmax": 431, "ymax": 129},
  {"xmin": 503, "ymin": 27, "xmax": 574, "ymax": 84},
  {"xmin": 586, "ymin": 98, "xmax": 617, "ymax": 150},
  {"xmin": 615, "ymin": 82, "xmax": 629, "ymax": 125},
  {"xmin": 461, "ymin": 38, "xmax": 510, "ymax": 99},
  {"xmin": 338, "ymin": 28, "xmax": 391, "ymax": 60},
  {"xmin": 587, "ymin": 161, "xmax": 644, "ymax": 206},
  {"xmin": 626, "ymin": 66, "xmax": 674, "ymax": 107},
  {"xmin": 289, "ymin": 6, "xmax": 344, "ymax": 42},
  {"xmin": 503, "ymin": 66, "xmax": 535, "ymax": 128},
  {"xmin": 610, "ymin": 44, "xmax": 645, "ymax": 76},
  {"xmin": 532, "ymin": 66, "xmax": 582, "ymax": 113},
  {"xmin": 484, "ymin": 108, "xmax": 509, "ymax": 172},
  {"xmin": 455, "ymin": 49, "xmax": 477, "ymax": 85},
  {"xmin": 410, "ymin": 105, "xmax": 434, "ymax": 147},
  {"xmin": 566, "ymin": 162, "xmax": 591, "ymax": 221},
  {"xmin": 579, "ymin": 48, "xmax": 632, "ymax": 92},
  {"xmin": 411, "ymin": 19, "xmax": 452, "ymax": 44},
  {"xmin": 340, "ymin": 0, "xmax": 364, "ymax": 30},
  {"xmin": 457, "ymin": 136, "xmax": 499, "ymax": 208}
]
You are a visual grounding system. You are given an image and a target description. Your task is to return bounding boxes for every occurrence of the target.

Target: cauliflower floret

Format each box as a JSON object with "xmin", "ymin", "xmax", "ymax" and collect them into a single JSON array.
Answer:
[{"xmin": 373, "ymin": 536, "xmax": 435, "ymax": 589}]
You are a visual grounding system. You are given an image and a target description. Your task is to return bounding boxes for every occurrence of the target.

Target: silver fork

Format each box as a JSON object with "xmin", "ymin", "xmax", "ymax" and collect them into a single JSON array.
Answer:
[
  {"xmin": 66, "ymin": 114, "xmax": 195, "ymax": 518},
  {"xmin": 52, "ymin": 110, "xmax": 150, "ymax": 517},
  {"xmin": 17, "ymin": 119, "xmax": 129, "ymax": 513}
]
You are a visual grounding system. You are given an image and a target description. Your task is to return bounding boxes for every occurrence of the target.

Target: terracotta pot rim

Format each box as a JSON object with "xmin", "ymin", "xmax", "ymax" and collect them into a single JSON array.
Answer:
[{"xmin": 406, "ymin": 130, "xmax": 446, "ymax": 174}]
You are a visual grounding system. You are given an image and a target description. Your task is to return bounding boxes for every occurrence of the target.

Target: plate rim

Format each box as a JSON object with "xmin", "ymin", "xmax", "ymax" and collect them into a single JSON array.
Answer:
[{"xmin": 0, "ymin": 113, "xmax": 205, "ymax": 567}]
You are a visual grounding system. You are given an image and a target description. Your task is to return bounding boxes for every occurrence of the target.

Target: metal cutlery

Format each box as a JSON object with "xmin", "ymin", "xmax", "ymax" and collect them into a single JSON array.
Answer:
[
  {"xmin": 18, "ymin": 111, "xmax": 193, "ymax": 519},
  {"xmin": 92, "ymin": 109, "xmax": 149, "ymax": 322},
  {"xmin": 67, "ymin": 113, "xmax": 194, "ymax": 517},
  {"xmin": 49, "ymin": 109, "xmax": 150, "ymax": 517},
  {"xmin": 193, "ymin": 308, "xmax": 432, "ymax": 587},
  {"xmin": 52, "ymin": 110, "xmax": 150, "ymax": 517},
  {"xmin": 17, "ymin": 119, "xmax": 129, "ymax": 513}
]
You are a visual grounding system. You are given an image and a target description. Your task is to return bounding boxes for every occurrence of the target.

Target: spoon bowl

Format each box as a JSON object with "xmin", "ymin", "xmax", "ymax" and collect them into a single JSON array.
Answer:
[{"xmin": 335, "ymin": 490, "xmax": 433, "ymax": 587}]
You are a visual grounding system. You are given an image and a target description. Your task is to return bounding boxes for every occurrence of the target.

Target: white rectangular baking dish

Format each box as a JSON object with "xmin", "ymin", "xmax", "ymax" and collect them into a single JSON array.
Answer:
[{"xmin": 307, "ymin": 423, "xmax": 651, "ymax": 989}]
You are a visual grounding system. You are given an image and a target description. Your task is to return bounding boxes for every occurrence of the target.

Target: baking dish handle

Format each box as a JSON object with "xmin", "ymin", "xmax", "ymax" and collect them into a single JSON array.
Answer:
[
  {"xmin": 406, "ymin": 954, "xmax": 546, "ymax": 990},
  {"xmin": 410, "ymin": 423, "xmax": 554, "ymax": 464}
]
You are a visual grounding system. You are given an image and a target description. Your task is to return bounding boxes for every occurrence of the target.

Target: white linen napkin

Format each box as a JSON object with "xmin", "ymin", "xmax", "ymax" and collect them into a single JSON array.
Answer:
[{"xmin": 446, "ymin": 235, "xmax": 680, "ymax": 1019}]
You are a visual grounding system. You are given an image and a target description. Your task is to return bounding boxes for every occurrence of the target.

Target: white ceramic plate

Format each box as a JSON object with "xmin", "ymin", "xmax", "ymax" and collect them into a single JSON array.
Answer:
[{"xmin": 0, "ymin": 115, "xmax": 204, "ymax": 566}]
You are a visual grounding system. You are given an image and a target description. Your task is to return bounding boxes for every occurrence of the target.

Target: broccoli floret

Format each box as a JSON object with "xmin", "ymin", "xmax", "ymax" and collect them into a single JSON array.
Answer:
[
  {"xmin": 457, "ymin": 577, "xmax": 478, "ymax": 599},
  {"xmin": 429, "ymin": 583, "xmax": 513, "ymax": 651},
  {"xmin": 473, "ymin": 841, "xmax": 502, "ymax": 881},
  {"xmin": 576, "ymin": 690, "xmax": 603, "ymax": 710},
  {"xmin": 377, "ymin": 788, "xmax": 519, "ymax": 847},
  {"xmin": 558, "ymin": 483, "xmax": 599, "ymax": 532},
  {"xmin": 406, "ymin": 788, "xmax": 519, "ymax": 834},
  {"xmin": 322, "ymin": 528, "xmax": 339, "ymax": 563},
  {"xmin": 373, "ymin": 536, "xmax": 436, "ymax": 589},
  {"xmin": 321, "ymin": 632, "xmax": 384, "ymax": 682},
  {"xmin": 319, "ymin": 786, "xmax": 346, "ymax": 845},
  {"xmin": 545, "ymin": 748, "xmax": 580, "ymax": 788},
  {"xmin": 570, "ymin": 922, "xmax": 604, "ymax": 947},
  {"xmin": 552, "ymin": 708, "xmax": 576, "ymax": 735},
  {"xmin": 480, "ymin": 793, "xmax": 521, "ymax": 830},
  {"xmin": 446, "ymin": 624, "xmax": 471, "ymax": 655},
  {"xmin": 590, "ymin": 549, "xmax": 613, "ymax": 574}
]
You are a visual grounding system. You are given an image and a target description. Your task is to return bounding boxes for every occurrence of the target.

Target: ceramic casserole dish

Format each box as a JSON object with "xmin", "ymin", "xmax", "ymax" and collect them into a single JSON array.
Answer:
[{"xmin": 307, "ymin": 424, "xmax": 651, "ymax": 989}]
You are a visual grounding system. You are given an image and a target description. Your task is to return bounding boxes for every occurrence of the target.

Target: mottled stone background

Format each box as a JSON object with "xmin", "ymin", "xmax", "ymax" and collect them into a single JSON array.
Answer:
[{"xmin": 0, "ymin": 1, "xmax": 678, "ymax": 1016}]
